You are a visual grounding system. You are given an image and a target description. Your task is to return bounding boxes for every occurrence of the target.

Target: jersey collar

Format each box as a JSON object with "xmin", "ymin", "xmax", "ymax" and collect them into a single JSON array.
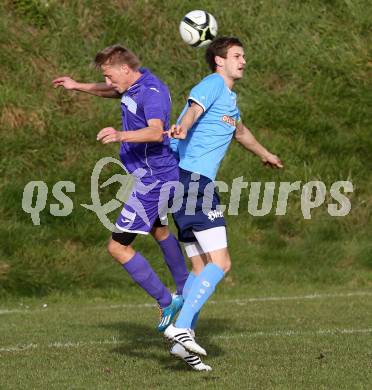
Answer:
[{"xmin": 127, "ymin": 67, "xmax": 150, "ymax": 91}]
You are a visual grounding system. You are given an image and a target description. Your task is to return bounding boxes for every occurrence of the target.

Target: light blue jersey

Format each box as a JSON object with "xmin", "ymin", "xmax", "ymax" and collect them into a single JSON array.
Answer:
[{"xmin": 171, "ymin": 73, "xmax": 240, "ymax": 180}]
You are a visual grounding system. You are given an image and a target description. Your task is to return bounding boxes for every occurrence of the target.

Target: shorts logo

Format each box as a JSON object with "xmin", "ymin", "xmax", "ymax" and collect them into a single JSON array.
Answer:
[
  {"xmin": 121, "ymin": 209, "xmax": 135, "ymax": 221},
  {"xmin": 207, "ymin": 210, "xmax": 224, "ymax": 222},
  {"xmin": 120, "ymin": 218, "xmax": 132, "ymax": 224},
  {"xmin": 221, "ymin": 115, "xmax": 236, "ymax": 127},
  {"xmin": 120, "ymin": 209, "xmax": 136, "ymax": 225}
]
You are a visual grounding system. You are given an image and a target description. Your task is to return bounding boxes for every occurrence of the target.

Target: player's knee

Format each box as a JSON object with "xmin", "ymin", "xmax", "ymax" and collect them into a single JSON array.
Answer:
[
  {"xmin": 107, "ymin": 239, "xmax": 122, "ymax": 259},
  {"xmin": 107, "ymin": 238, "xmax": 135, "ymax": 264},
  {"xmin": 212, "ymin": 253, "xmax": 231, "ymax": 273},
  {"xmin": 209, "ymin": 248, "xmax": 231, "ymax": 273},
  {"xmin": 208, "ymin": 259, "xmax": 231, "ymax": 273},
  {"xmin": 151, "ymin": 226, "xmax": 169, "ymax": 242}
]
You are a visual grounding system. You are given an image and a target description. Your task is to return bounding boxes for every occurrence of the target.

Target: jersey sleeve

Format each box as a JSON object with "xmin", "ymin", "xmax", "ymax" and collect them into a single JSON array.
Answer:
[
  {"xmin": 188, "ymin": 75, "xmax": 225, "ymax": 112},
  {"xmin": 170, "ymin": 138, "xmax": 180, "ymax": 161},
  {"xmin": 142, "ymin": 86, "xmax": 167, "ymax": 123},
  {"xmin": 236, "ymin": 105, "xmax": 241, "ymax": 123}
]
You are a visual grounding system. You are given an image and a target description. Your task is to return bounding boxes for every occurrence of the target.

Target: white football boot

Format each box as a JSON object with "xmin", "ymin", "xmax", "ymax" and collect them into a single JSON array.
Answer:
[
  {"xmin": 170, "ymin": 339, "xmax": 212, "ymax": 371},
  {"xmin": 164, "ymin": 324, "xmax": 207, "ymax": 356}
]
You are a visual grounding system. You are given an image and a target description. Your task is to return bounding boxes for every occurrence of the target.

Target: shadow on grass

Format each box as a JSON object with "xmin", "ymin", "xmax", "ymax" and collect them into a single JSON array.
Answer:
[{"xmin": 100, "ymin": 318, "xmax": 232, "ymax": 371}]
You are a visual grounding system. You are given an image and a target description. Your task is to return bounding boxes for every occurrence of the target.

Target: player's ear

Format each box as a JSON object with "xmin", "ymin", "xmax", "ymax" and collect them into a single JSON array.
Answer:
[
  {"xmin": 121, "ymin": 63, "xmax": 130, "ymax": 73},
  {"xmin": 215, "ymin": 55, "xmax": 224, "ymax": 68}
]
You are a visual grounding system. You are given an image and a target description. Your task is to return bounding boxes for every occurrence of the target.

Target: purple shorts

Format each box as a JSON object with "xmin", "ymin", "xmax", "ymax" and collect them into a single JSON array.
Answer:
[{"xmin": 115, "ymin": 175, "xmax": 178, "ymax": 234}]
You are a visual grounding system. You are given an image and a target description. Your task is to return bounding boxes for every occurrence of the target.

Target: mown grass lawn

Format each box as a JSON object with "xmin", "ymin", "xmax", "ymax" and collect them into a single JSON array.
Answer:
[{"xmin": 1, "ymin": 287, "xmax": 371, "ymax": 389}]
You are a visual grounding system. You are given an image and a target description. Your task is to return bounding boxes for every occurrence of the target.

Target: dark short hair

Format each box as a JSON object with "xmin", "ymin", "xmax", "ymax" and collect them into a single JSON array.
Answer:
[
  {"xmin": 94, "ymin": 44, "xmax": 141, "ymax": 70},
  {"xmin": 205, "ymin": 37, "xmax": 243, "ymax": 71}
]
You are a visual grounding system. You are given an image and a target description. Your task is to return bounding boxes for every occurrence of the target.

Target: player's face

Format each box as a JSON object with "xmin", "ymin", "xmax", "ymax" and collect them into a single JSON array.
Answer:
[
  {"xmin": 223, "ymin": 46, "xmax": 246, "ymax": 80},
  {"xmin": 101, "ymin": 64, "xmax": 130, "ymax": 93}
]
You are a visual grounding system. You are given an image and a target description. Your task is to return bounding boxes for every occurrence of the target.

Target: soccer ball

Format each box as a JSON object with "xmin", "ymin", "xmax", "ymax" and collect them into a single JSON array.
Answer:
[{"xmin": 179, "ymin": 10, "xmax": 218, "ymax": 48}]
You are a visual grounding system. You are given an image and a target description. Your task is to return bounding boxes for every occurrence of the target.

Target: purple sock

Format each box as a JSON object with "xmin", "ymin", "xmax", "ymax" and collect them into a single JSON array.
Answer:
[
  {"xmin": 158, "ymin": 234, "xmax": 188, "ymax": 295},
  {"xmin": 123, "ymin": 252, "xmax": 172, "ymax": 308}
]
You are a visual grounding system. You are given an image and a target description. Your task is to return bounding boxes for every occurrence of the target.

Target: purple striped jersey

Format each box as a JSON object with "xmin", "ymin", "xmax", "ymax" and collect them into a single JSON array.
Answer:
[{"xmin": 119, "ymin": 68, "xmax": 178, "ymax": 182}]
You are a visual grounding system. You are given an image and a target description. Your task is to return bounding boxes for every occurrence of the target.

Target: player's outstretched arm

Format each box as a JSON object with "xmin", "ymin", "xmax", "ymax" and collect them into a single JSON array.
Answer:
[
  {"xmin": 52, "ymin": 76, "xmax": 120, "ymax": 98},
  {"xmin": 235, "ymin": 121, "xmax": 283, "ymax": 169},
  {"xmin": 97, "ymin": 119, "xmax": 165, "ymax": 144},
  {"xmin": 166, "ymin": 102, "xmax": 204, "ymax": 139}
]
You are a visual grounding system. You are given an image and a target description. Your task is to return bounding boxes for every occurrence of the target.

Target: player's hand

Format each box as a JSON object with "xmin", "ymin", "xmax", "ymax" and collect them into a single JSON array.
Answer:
[
  {"xmin": 52, "ymin": 76, "xmax": 78, "ymax": 90},
  {"xmin": 165, "ymin": 124, "xmax": 187, "ymax": 139},
  {"xmin": 262, "ymin": 153, "xmax": 283, "ymax": 169},
  {"xmin": 97, "ymin": 127, "xmax": 125, "ymax": 144}
]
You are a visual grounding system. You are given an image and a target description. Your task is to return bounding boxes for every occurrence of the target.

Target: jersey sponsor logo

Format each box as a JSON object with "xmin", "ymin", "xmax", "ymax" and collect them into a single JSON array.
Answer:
[
  {"xmin": 221, "ymin": 115, "xmax": 236, "ymax": 127},
  {"xmin": 121, "ymin": 95, "xmax": 137, "ymax": 114},
  {"xmin": 207, "ymin": 210, "xmax": 224, "ymax": 222}
]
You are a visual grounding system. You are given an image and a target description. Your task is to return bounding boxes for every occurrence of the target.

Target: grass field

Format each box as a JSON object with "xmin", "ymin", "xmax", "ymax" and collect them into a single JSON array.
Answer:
[{"xmin": 1, "ymin": 286, "xmax": 371, "ymax": 389}]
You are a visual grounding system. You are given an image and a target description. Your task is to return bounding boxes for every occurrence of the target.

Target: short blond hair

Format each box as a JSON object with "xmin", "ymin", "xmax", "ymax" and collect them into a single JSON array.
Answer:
[{"xmin": 94, "ymin": 44, "xmax": 141, "ymax": 70}]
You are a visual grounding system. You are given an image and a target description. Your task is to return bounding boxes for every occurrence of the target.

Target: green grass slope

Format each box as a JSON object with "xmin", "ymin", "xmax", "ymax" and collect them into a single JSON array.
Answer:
[{"xmin": 0, "ymin": 0, "xmax": 371, "ymax": 296}]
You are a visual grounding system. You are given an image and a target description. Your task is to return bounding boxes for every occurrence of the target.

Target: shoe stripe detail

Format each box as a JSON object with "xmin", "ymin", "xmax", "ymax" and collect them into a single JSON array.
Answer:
[
  {"xmin": 177, "ymin": 334, "xmax": 192, "ymax": 339},
  {"xmin": 176, "ymin": 334, "xmax": 192, "ymax": 339},
  {"xmin": 159, "ymin": 315, "xmax": 171, "ymax": 328},
  {"xmin": 176, "ymin": 335, "xmax": 192, "ymax": 340},
  {"xmin": 170, "ymin": 345, "xmax": 209, "ymax": 370},
  {"xmin": 185, "ymin": 356, "xmax": 201, "ymax": 363},
  {"xmin": 165, "ymin": 326, "xmax": 206, "ymax": 356},
  {"xmin": 178, "ymin": 337, "xmax": 193, "ymax": 343}
]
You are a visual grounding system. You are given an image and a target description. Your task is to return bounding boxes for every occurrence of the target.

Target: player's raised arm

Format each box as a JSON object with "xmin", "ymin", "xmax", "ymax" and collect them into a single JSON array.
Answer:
[
  {"xmin": 167, "ymin": 102, "xmax": 204, "ymax": 139},
  {"xmin": 234, "ymin": 121, "xmax": 283, "ymax": 169},
  {"xmin": 52, "ymin": 76, "xmax": 121, "ymax": 98}
]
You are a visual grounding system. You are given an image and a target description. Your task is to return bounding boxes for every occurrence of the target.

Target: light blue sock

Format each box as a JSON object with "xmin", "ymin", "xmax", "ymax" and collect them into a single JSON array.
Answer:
[
  {"xmin": 176, "ymin": 263, "xmax": 224, "ymax": 329},
  {"xmin": 190, "ymin": 310, "xmax": 199, "ymax": 330},
  {"xmin": 182, "ymin": 272, "xmax": 196, "ymax": 298},
  {"xmin": 182, "ymin": 272, "xmax": 200, "ymax": 330}
]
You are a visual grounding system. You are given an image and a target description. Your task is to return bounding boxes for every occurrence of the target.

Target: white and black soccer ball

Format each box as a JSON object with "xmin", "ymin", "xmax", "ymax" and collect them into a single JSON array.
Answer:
[{"xmin": 179, "ymin": 10, "xmax": 218, "ymax": 48}]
